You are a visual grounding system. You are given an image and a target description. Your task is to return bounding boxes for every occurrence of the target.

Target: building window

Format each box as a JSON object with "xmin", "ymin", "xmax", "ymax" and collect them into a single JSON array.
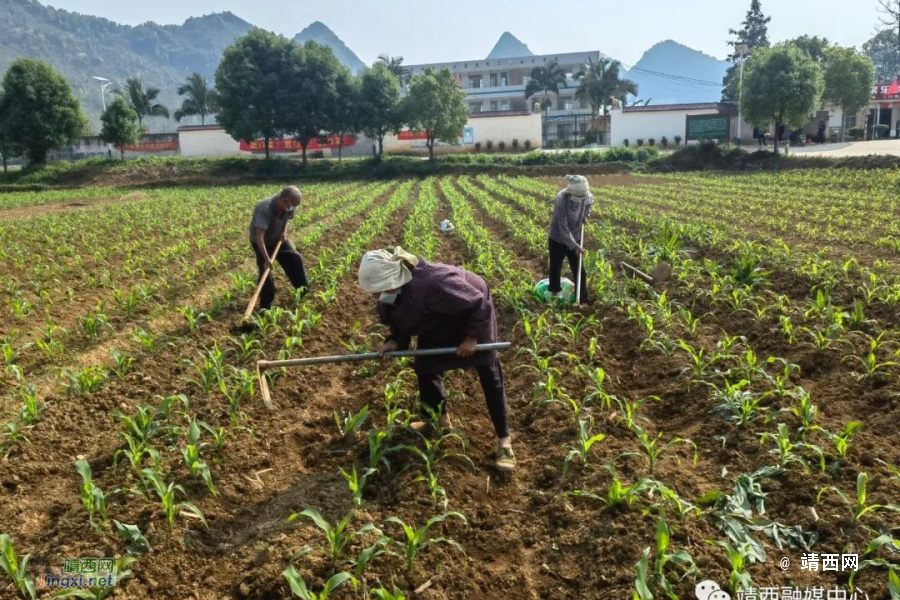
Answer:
[
  {"xmin": 564, "ymin": 100, "xmax": 574, "ymax": 111},
  {"xmin": 469, "ymin": 76, "xmax": 482, "ymax": 89},
  {"xmin": 501, "ymin": 100, "xmax": 510, "ymax": 111},
  {"xmin": 490, "ymin": 100, "xmax": 498, "ymax": 111},
  {"xmin": 523, "ymin": 75, "xmax": 530, "ymax": 86},
  {"xmin": 845, "ymin": 114, "xmax": 857, "ymax": 128},
  {"xmin": 470, "ymin": 102, "xmax": 482, "ymax": 113}
]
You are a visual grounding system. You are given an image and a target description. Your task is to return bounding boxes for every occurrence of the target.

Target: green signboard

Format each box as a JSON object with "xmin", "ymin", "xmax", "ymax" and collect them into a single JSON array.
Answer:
[{"xmin": 686, "ymin": 114, "xmax": 730, "ymax": 141}]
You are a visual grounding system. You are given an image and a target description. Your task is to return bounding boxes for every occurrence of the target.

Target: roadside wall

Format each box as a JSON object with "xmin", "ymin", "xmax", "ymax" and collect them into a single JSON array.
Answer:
[{"xmin": 383, "ymin": 112, "xmax": 542, "ymax": 154}]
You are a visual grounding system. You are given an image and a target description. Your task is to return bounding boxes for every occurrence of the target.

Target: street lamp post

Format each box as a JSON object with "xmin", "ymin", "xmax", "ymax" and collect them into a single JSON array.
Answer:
[
  {"xmin": 736, "ymin": 45, "xmax": 749, "ymax": 147},
  {"xmin": 92, "ymin": 76, "xmax": 113, "ymax": 155}
]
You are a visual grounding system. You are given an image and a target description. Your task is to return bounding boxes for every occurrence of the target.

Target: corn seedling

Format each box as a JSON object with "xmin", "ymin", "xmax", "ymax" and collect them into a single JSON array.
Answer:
[
  {"xmin": 820, "ymin": 420, "xmax": 862, "ymax": 467},
  {"xmin": 288, "ymin": 509, "xmax": 379, "ymax": 568},
  {"xmin": 76, "ymin": 459, "xmax": 112, "ymax": 531},
  {"xmin": 283, "ymin": 569, "xmax": 353, "ymax": 600},
  {"xmin": 0, "ymin": 534, "xmax": 36, "ymax": 600},
  {"xmin": 710, "ymin": 541, "xmax": 753, "ymax": 593},
  {"xmin": 79, "ymin": 305, "xmax": 112, "ymax": 339},
  {"xmin": 334, "ymin": 405, "xmax": 369, "ymax": 438},
  {"xmin": 563, "ymin": 416, "xmax": 606, "ymax": 479},
  {"xmin": 843, "ymin": 333, "xmax": 899, "ymax": 381},
  {"xmin": 383, "ymin": 512, "xmax": 467, "ymax": 572},
  {"xmin": 710, "ymin": 379, "xmax": 766, "ymax": 426},
  {"xmin": 633, "ymin": 510, "xmax": 698, "ymax": 600},
  {"xmin": 53, "ymin": 556, "xmax": 136, "ymax": 600},
  {"xmin": 17, "ymin": 385, "xmax": 43, "ymax": 426},
  {"xmin": 368, "ymin": 428, "xmax": 398, "ymax": 472},
  {"xmin": 613, "ymin": 395, "xmax": 656, "ymax": 430},
  {"xmin": 141, "ymin": 468, "xmax": 207, "ymax": 530},
  {"xmin": 631, "ymin": 424, "xmax": 697, "ymax": 475},
  {"xmin": 759, "ymin": 424, "xmax": 820, "ymax": 472},
  {"xmin": 200, "ymin": 422, "xmax": 227, "ymax": 459},
  {"xmin": 817, "ymin": 472, "xmax": 900, "ymax": 522},
  {"xmin": 340, "ymin": 465, "xmax": 376, "ymax": 506},
  {"xmin": 181, "ymin": 420, "xmax": 218, "ymax": 496},
  {"xmin": 371, "ymin": 586, "xmax": 406, "ymax": 600},
  {"xmin": 109, "ymin": 348, "xmax": 137, "ymax": 378},
  {"xmin": 178, "ymin": 305, "xmax": 211, "ymax": 332},
  {"xmin": 112, "ymin": 520, "xmax": 152, "ymax": 555},
  {"xmin": 63, "ymin": 365, "xmax": 108, "ymax": 395}
]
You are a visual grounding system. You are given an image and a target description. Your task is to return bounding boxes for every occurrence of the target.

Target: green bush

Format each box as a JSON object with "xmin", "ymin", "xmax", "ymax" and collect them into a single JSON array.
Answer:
[
  {"xmin": 524, "ymin": 139, "xmax": 532, "ymax": 150},
  {"xmin": 847, "ymin": 127, "xmax": 865, "ymax": 141}
]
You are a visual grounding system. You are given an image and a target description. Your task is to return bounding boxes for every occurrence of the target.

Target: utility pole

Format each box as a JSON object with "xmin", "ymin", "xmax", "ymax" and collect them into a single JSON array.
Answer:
[
  {"xmin": 736, "ymin": 45, "xmax": 749, "ymax": 147},
  {"xmin": 92, "ymin": 76, "xmax": 113, "ymax": 155}
]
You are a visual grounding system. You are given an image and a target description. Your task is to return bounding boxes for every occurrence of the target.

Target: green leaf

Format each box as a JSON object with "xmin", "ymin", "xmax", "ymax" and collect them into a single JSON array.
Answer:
[
  {"xmin": 888, "ymin": 568, "xmax": 900, "ymax": 600},
  {"xmin": 320, "ymin": 572, "xmax": 353, "ymax": 597},
  {"xmin": 283, "ymin": 566, "xmax": 312, "ymax": 600},
  {"xmin": 633, "ymin": 547, "xmax": 653, "ymax": 600}
]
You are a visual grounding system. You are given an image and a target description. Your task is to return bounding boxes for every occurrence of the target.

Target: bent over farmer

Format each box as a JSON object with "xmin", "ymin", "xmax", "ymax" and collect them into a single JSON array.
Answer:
[
  {"xmin": 249, "ymin": 186, "xmax": 309, "ymax": 310},
  {"xmin": 547, "ymin": 175, "xmax": 593, "ymax": 304},
  {"xmin": 357, "ymin": 247, "xmax": 516, "ymax": 472}
]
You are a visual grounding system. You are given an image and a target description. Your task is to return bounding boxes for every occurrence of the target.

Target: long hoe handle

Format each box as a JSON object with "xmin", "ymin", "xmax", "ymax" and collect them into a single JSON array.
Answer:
[
  {"xmin": 242, "ymin": 240, "xmax": 283, "ymax": 323},
  {"xmin": 575, "ymin": 228, "xmax": 585, "ymax": 306},
  {"xmin": 257, "ymin": 342, "xmax": 512, "ymax": 409}
]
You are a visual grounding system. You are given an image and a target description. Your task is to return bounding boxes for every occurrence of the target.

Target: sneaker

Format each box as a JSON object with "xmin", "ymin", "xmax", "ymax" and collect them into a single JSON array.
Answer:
[{"xmin": 495, "ymin": 446, "xmax": 517, "ymax": 472}]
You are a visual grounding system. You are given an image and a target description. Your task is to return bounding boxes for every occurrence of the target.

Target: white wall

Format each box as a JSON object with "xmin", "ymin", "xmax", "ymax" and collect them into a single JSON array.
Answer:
[
  {"xmin": 178, "ymin": 128, "xmax": 245, "ymax": 157},
  {"xmin": 610, "ymin": 108, "xmax": 720, "ymax": 147},
  {"xmin": 383, "ymin": 113, "xmax": 542, "ymax": 154}
]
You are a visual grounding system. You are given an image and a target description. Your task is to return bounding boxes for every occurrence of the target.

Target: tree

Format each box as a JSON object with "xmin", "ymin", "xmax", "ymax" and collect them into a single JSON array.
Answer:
[
  {"xmin": 327, "ymin": 70, "xmax": 360, "ymax": 162},
  {"xmin": 377, "ymin": 54, "xmax": 409, "ymax": 84},
  {"xmin": 877, "ymin": 0, "xmax": 900, "ymax": 78},
  {"xmin": 215, "ymin": 28, "xmax": 295, "ymax": 160},
  {"xmin": 174, "ymin": 73, "xmax": 220, "ymax": 125},
  {"xmin": 741, "ymin": 45, "xmax": 824, "ymax": 153},
  {"xmin": 722, "ymin": 0, "xmax": 772, "ymax": 100},
  {"xmin": 823, "ymin": 47, "xmax": 875, "ymax": 141},
  {"xmin": 284, "ymin": 41, "xmax": 345, "ymax": 166},
  {"xmin": 358, "ymin": 63, "xmax": 403, "ymax": 157},
  {"xmin": 0, "ymin": 59, "xmax": 87, "ymax": 165},
  {"xmin": 114, "ymin": 78, "xmax": 170, "ymax": 132},
  {"xmin": 0, "ymin": 91, "xmax": 22, "ymax": 173},
  {"xmin": 785, "ymin": 35, "xmax": 832, "ymax": 66},
  {"xmin": 574, "ymin": 58, "xmax": 638, "ymax": 116},
  {"xmin": 403, "ymin": 68, "xmax": 468, "ymax": 161},
  {"xmin": 99, "ymin": 97, "xmax": 139, "ymax": 160},
  {"xmin": 524, "ymin": 61, "xmax": 567, "ymax": 115},
  {"xmin": 865, "ymin": 29, "xmax": 900, "ymax": 82}
]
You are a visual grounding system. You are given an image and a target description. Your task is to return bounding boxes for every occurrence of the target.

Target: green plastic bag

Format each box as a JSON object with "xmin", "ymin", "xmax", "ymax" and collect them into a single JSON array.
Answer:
[{"xmin": 533, "ymin": 278, "xmax": 576, "ymax": 305}]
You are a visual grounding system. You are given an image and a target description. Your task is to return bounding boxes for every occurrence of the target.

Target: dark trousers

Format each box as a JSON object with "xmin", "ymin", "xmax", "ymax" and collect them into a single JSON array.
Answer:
[
  {"xmin": 251, "ymin": 240, "xmax": 309, "ymax": 310},
  {"xmin": 548, "ymin": 238, "xmax": 588, "ymax": 303},
  {"xmin": 415, "ymin": 358, "xmax": 510, "ymax": 439}
]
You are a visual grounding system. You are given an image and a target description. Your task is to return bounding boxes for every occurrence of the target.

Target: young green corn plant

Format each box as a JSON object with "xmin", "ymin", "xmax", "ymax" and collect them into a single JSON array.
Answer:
[
  {"xmin": 182, "ymin": 420, "xmax": 218, "ymax": 497},
  {"xmin": 847, "ymin": 534, "xmax": 900, "ymax": 591},
  {"xmin": 820, "ymin": 420, "xmax": 862, "ymax": 472},
  {"xmin": 710, "ymin": 540, "xmax": 753, "ymax": 594},
  {"xmin": 817, "ymin": 472, "xmax": 900, "ymax": 523},
  {"xmin": 79, "ymin": 305, "xmax": 112, "ymax": 339},
  {"xmin": 340, "ymin": 465, "xmax": 376, "ymax": 506},
  {"xmin": 566, "ymin": 464, "xmax": 656, "ymax": 510},
  {"xmin": 762, "ymin": 358, "xmax": 800, "ymax": 400},
  {"xmin": 229, "ymin": 334, "xmax": 261, "ymax": 363},
  {"xmin": 334, "ymin": 405, "xmax": 369, "ymax": 438},
  {"xmin": 579, "ymin": 365, "xmax": 617, "ymax": 409},
  {"xmin": 132, "ymin": 327, "xmax": 160, "ymax": 353},
  {"xmin": 367, "ymin": 428, "xmax": 396, "ymax": 472},
  {"xmin": 112, "ymin": 520, "xmax": 152, "ymax": 555},
  {"xmin": 221, "ymin": 367, "xmax": 255, "ymax": 423},
  {"xmin": 614, "ymin": 396, "xmax": 656, "ymax": 430},
  {"xmin": 141, "ymin": 468, "xmax": 207, "ymax": 530},
  {"xmin": 789, "ymin": 387, "xmax": 818, "ymax": 439},
  {"xmin": 109, "ymin": 348, "xmax": 137, "ymax": 378},
  {"xmin": 288, "ymin": 509, "xmax": 379, "ymax": 568},
  {"xmin": 842, "ymin": 333, "xmax": 899, "ymax": 381},
  {"xmin": 200, "ymin": 422, "xmax": 227, "ymax": 460},
  {"xmin": 383, "ymin": 512, "xmax": 467, "ymax": 572},
  {"xmin": 563, "ymin": 416, "xmax": 606, "ymax": 479},
  {"xmin": 631, "ymin": 424, "xmax": 697, "ymax": 476},
  {"xmin": 282, "ymin": 569, "xmax": 353, "ymax": 600},
  {"xmin": 633, "ymin": 510, "xmax": 698, "ymax": 600},
  {"xmin": 75, "ymin": 459, "xmax": 112, "ymax": 531},
  {"xmin": 63, "ymin": 365, "xmax": 108, "ymax": 395},
  {"xmin": 759, "ymin": 423, "xmax": 820, "ymax": 472},
  {"xmin": 371, "ymin": 586, "xmax": 407, "ymax": 600},
  {"xmin": 17, "ymin": 385, "xmax": 43, "ymax": 426},
  {"xmin": 178, "ymin": 305, "xmax": 211, "ymax": 332},
  {"xmin": 0, "ymin": 534, "xmax": 37, "ymax": 600}
]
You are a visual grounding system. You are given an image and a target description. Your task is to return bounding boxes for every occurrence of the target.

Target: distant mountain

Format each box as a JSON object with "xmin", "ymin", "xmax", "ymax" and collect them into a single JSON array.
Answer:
[
  {"xmin": 487, "ymin": 32, "xmax": 534, "ymax": 59},
  {"xmin": 622, "ymin": 40, "xmax": 729, "ymax": 105},
  {"xmin": 0, "ymin": 0, "xmax": 252, "ymax": 130},
  {"xmin": 294, "ymin": 21, "xmax": 365, "ymax": 74}
]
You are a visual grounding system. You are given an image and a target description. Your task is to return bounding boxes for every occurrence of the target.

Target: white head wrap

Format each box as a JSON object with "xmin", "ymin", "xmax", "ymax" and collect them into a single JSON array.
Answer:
[
  {"xmin": 358, "ymin": 247, "xmax": 418, "ymax": 293},
  {"xmin": 565, "ymin": 175, "xmax": 589, "ymax": 198}
]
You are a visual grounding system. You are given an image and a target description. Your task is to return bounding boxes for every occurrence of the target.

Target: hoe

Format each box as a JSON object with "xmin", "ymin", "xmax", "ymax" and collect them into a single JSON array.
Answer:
[
  {"xmin": 621, "ymin": 260, "xmax": 672, "ymax": 285},
  {"xmin": 240, "ymin": 240, "xmax": 283, "ymax": 327},
  {"xmin": 256, "ymin": 342, "xmax": 511, "ymax": 409}
]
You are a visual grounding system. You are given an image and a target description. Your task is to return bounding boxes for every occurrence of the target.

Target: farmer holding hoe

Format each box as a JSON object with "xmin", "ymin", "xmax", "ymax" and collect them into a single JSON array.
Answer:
[
  {"xmin": 249, "ymin": 186, "xmax": 309, "ymax": 311},
  {"xmin": 547, "ymin": 175, "xmax": 593, "ymax": 304},
  {"xmin": 357, "ymin": 247, "xmax": 516, "ymax": 472}
]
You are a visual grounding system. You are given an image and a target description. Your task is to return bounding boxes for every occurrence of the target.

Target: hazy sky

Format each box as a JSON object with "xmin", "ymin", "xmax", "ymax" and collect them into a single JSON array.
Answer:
[{"xmin": 45, "ymin": 0, "xmax": 885, "ymax": 66}]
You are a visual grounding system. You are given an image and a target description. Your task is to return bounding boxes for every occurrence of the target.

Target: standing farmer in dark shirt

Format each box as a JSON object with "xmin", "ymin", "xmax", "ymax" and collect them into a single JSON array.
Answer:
[
  {"xmin": 249, "ymin": 186, "xmax": 309, "ymax": 310},
  {"xmin": 357, "ymin": 247, "xmax": 516, "ymax": 472},
  {"xmin": 547, "ymin": 175, "xmax": 593, "ymax": 304}
]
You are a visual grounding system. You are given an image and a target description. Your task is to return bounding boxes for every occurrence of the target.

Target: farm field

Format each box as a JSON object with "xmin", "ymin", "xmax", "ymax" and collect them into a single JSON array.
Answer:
[{"xmin": 1, "ymin": 170, "xmax": 899, "ymax": 600}]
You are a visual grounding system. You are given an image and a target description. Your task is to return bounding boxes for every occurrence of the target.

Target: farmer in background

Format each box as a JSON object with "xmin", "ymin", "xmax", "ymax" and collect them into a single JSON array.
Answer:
[
  {"xmin": 249, "ymin": 186, "xmax": 309, "ymax": 310},
  {"xmin": 547, "ymin": 175, "xmax": 593, "ymax": 304},
  {"xmin": 357, "ymin": 247, "xmax": 516, "ymax": 472},
  {"xmin": 818, "ymin": 121, "xmax": 827, "ymax": 144}
]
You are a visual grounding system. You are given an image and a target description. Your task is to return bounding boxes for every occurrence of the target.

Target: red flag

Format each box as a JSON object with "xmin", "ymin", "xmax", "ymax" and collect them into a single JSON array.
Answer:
[{"xmin": 888, "ymin": 79, "xmax": 900, "ymax": 96}]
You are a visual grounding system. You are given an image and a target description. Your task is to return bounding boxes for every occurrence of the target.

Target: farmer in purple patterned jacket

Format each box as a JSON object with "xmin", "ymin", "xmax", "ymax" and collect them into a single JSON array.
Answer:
[{"xmin": 358, "ymin": 247, "xmax": 516, "ymax": 472}]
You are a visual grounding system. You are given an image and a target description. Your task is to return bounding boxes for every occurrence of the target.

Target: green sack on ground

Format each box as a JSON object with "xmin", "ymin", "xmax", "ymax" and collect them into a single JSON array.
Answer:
[{"xmin": 533, "ymin": 278, "xmax": 576, "ymax": 305}]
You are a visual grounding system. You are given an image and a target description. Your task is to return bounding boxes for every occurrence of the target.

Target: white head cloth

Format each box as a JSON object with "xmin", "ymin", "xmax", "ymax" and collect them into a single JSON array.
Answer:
[
  {"xmin": 358, "ymin": 247, "xmax": 417, "ymax": 293},
  {"xmin": 565, "ymin": 174, "xmax": 590, "ymax": 197}
]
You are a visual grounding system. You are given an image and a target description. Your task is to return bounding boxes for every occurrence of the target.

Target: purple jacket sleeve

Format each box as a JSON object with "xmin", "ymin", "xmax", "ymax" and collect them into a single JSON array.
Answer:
[
  {"xmin": 550, "ymin": 192, "xmax": 578, "ymax": 250},
  {"xmin": 377, "ymin": 304, "xmax": 411, "ymax": 350},
  {"xmin": 424, "ymin": 272, "xmax": 493, "ymax": 340}
]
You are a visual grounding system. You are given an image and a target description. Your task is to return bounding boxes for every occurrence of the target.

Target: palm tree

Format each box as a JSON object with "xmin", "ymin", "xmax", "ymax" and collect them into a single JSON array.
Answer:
[
  {"xmin": 113, "ymin": 78, "xmax": 170, "ymax": 131},
  {"xmin": 174, "ymin": 73, "xmax": 219, "ymax": 125},
  {"xmin": 377, "ymin": 54, "xmax": 409, "ymax": 85},
  {"xmin": 574, "ymin": 58, "xmax": 639, "ymax": 116},
  {"xmin": 524, "ymin": 60, "xmax": 568, "ymax": 115}
]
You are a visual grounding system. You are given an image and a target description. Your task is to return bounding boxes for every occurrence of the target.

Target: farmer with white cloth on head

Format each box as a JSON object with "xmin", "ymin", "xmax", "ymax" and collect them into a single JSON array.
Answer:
[
  {"xmin": 547, "ymin": 175, "xmax": 593, "ymax": 304},
  {"xmin": 357, "ymin": 247, "xmax": 516, "ymax": 472}
]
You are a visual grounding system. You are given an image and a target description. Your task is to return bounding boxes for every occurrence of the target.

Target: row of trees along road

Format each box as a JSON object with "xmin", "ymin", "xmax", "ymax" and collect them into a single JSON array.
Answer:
[
  {"xmin": 726, "ymin": 0, "xmax": 876, "ymax": 151},
  {"xmin": 215, "ymin": 28, "xmax": 469, "ymax": 162}
]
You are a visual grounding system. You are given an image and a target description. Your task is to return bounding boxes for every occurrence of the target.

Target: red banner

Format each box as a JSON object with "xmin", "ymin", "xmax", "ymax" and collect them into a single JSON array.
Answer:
[
  {"xmin": 239, "ymin": 135, "xmax": 357, "ymax": 153},
  {"xmin": 872, "ymin": 81, "xmax": 900, "ymax": 101},
  {"xmin": 397, "ymin": 130, "xmax": 428, "ymax": 141}
]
